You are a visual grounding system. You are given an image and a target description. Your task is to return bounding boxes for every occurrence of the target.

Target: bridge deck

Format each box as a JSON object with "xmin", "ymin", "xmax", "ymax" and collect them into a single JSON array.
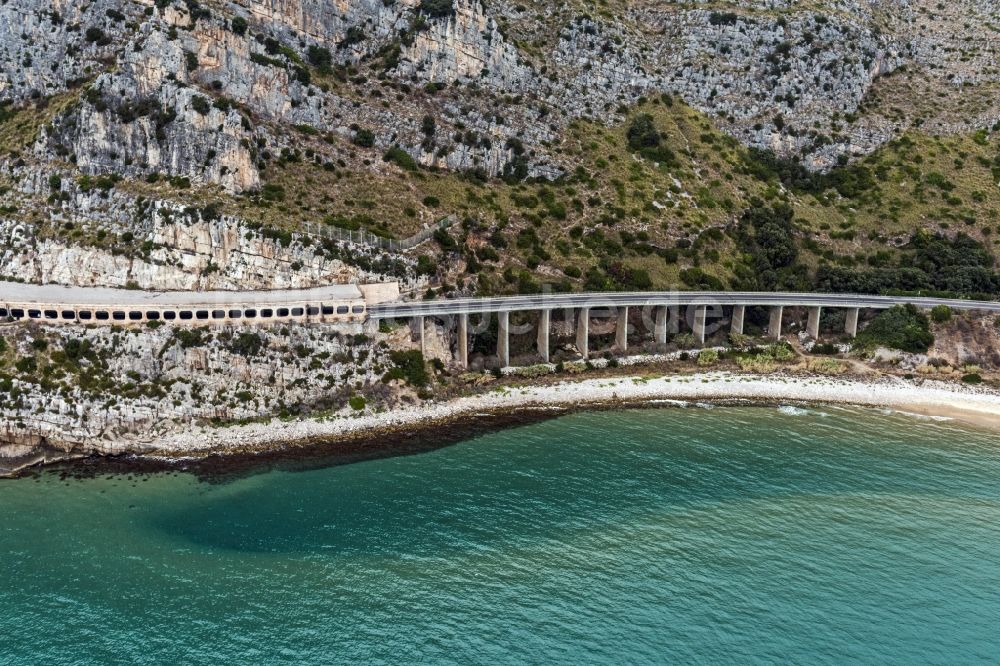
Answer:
[
  {"xmin": 369, "ymin": 291, "xmax": 1000, "ymax": 318},
  {"xmin": 2, "ymin": 283, "xmax": 998, "ymax": 326}
]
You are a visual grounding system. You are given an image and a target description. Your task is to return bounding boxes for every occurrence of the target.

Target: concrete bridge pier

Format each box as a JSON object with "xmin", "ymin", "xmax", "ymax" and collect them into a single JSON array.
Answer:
[
  {"xmin": 458, "ymin": 313, "xmax": 469, "ymax": 369},
  {"xmin": 537, "ymin": 309, "xmax": 550, "ymax": 363},
  {"xmin": 498, "ymin": 311, "xmax": 510, "ymax": 368},
  {"xmin": 768, "ymin": 306, "xmax": 784, "ymax": 340},
  {"xmin": 844, "ymin": 307, "xmax": 859, "ymax": 338},
  {"xmin": 807, "ymin": 306, "xmax": 821, "ymax": 339},
  {"xmin": 416, "ymin": 316, "xmax": 426, "ymax": 356},
  {"xmin": 667, "ymin": 305, "xmax": 680, "ymax": 336},
  {"xmin": 656, "ymin": 305, "xmax": 681, "ymax": 340},
  {"xmin": 563, "ymin": 305, "xmax": 575, "ymax": 342},
  {"xmin": 731, "ymin": 305, "xmax": 745, "ymax": 336},
  {"xmin": 576, "ymin": 307, "xmax": 590, "ymax": 359},
  {"xmin": 615, "ymin": 306, "xmax": 629, "ymax": 352},
  {"xmin": 654, "ymin": 306, "xmax": 668, "ymax": 344},
  {"xmin": 693, "ymin": 305, "xmax": 707, "ymax": 345}
]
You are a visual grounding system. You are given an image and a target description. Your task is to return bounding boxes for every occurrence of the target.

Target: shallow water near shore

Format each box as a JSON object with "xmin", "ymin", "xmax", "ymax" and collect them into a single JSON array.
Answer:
[{"xmin": 2, "ymin": 405, "xmax": 1000, "ymax": 664}]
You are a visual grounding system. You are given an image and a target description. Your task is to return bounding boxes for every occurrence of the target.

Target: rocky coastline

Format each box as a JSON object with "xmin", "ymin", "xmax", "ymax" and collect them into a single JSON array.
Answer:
[{"xmin": 6, "ymin": 367, "xmax": 1000, "ymax": 479}]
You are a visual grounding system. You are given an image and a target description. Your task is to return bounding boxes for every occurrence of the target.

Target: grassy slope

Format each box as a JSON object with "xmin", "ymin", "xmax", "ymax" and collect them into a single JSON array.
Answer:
[
  {"xmin": 241, "ymin": 93, "xmax": 1000, "ymax": 295},
  {"xmin": 232, "ymin": 96, "xmax": 768, "ymax": 290}
]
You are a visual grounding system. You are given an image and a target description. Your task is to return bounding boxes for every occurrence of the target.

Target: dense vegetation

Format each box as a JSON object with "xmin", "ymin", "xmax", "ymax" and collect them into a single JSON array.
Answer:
[
  {"xmin": 383, "ymin": 350, "xmax": 429, "ymax": 387},
  {"xmin": 853, "ymin": 304, "xmax": 934, "ymax": 353},
  {"xmin": 814, "ymin": 232, "xmax": 999, "ymax": 298}
]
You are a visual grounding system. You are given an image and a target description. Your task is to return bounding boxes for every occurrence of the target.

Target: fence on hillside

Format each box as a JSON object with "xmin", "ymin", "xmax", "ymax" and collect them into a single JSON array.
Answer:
[{"xmin": 300, "ymin": 216, "xmax": 455, "ymax": 252}]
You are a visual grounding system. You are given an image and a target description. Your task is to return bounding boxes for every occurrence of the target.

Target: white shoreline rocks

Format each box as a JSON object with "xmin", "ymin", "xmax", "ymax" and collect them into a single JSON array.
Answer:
[{"xmin": 147, "ymin": 371, "xmax": 1000, "ymax": 457}]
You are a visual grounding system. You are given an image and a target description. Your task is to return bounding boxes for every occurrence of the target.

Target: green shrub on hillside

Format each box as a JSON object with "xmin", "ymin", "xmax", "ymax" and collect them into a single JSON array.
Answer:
[
  {"xmin": 383, "ymin": 145, "xmax": 418, "ymax": 171},
  {"xmin": 383, "ymin": 350, "xmax": 429, "ymax": 387},
  {"xmin": 324, "ymin": 214, "xmax": 361, "ymax": 231},
  {"xmin": 768, "ymin": 342, "xmax": 795, "ymax": 362},
  {"xmin": 854, "ymin": 304, "xmax": 933, "ymax": 353},
  {"xmin": 261, "ymin": 183, "xmax": 285, "ymax": 202},
  {"xmin": 732, "ymin": 201, "xmax": 799, "ymax": 291},
  {"xmin": 697, "ymin": 349, "xmax": 719, "ymax": 366},
  {"xmin": 816, "ymin": 232, "xmax": 999, "ymax": 298},
  {"xmin": 931, "ymin": 305, "xmax": 952, "ymax": 323},
  {"xmin": 307, "ymin": 45, "xmax": 332, "ymax": 73},
  {"xmin": 626, "ymin": 114, "xmax": 677, "ymax": 166},
  {"xmin": 85, "ymin": 27, "xmax": 109, "ymax": 44},
  {"xmin": 673, "ymin": 333, "xmax": 697, "ymax": 349},
  {"xmin": 230, "ymin": 332, "xmax": 265, "ymax": 357},
  {"xmin": 743, "ymin": 147, "xmax": 876, "ymax": 198},
  {"xmin": 736, "ymin": 355, "xmax": 777, "ymax": 373},
  {"xmin": 626, "ymin": 114, "xmax": 660, "ymax": 151},
  {"xmin": 680, "ymin": 267, "xmax": 725, "ymax": 290},
  {"xmin": 810, "ymin": 342, "xmax": 839, "ymax": 355},
  {"xmin": 418, "ymin": 0, "xmax": 454, "ymax": 18},
  {"xmin": 171, "ymin": 328, "xmax": 208, "ymax": 349},
  {"xmin": 353, "ymin": 128, "xmax": 375, "ymax": 147},
  {"xmin": 191, "ymin": 95, "xmax": 210, "ymax": 115},
  {"xmin": 15, "ymin": 356, "xmax": 36, "ymax": 374},
  {"xmin": 727, "ymin": 332, "xmax": 754, "ymax": 351}
]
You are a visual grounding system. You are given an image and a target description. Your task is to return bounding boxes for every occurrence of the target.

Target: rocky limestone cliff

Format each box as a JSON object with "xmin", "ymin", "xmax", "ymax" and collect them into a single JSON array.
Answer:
[
  {"xmin": 395, "ymin": 0, "xmax": 531, "ymax": 90},
  {"xmin": 0, "ymin": 318, "xmax": 392, "ymax": 463},
  {"xmin": 0, "ymin": 187, "xmax": 417, "ymax": 290},
  {"xmin": 0, "ymin": 0, "xmax": 140, "ymax": 99},
  {"xmin": 6, "ymin": 0, "xmax": 1000, "ymax": 193}
]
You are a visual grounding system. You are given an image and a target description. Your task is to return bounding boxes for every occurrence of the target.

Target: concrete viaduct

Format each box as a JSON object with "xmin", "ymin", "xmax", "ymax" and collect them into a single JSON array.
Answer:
[
  {"xmin": 3, "ymin": 282, "xmax": 998, "ymax": 368},
  {"xmin": 0, "ymin": 282, "xmax": 399, "ymax": 326},
  {"xmin": 367, "ymin": 291, "xmax": 1000, "ymax": 368}
]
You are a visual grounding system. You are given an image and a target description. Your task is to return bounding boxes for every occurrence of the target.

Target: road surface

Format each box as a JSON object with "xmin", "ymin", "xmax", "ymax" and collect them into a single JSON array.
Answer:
[{"xmin": 369, "ymin": 291, "xmax": 1000, "ymax": 318}]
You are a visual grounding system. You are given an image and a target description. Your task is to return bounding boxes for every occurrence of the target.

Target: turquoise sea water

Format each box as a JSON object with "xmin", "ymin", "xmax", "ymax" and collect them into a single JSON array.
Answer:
[{"xmin": 2, "ymin": 405, "xmax": 1000, "ymax": 664}]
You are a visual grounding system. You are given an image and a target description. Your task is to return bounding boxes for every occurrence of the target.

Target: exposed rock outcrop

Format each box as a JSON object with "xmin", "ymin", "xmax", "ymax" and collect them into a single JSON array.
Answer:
[
  {"xmin": 0, "ymin": 318, "xmax": 394, "ymax": 472},
  {"xmin": 8, "ymin": 0, "xmax": 1000, "ymax": 190}
]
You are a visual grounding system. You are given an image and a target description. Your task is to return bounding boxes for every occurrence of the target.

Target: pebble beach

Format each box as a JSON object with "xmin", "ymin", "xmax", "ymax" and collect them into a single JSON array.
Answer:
[{"xmin": 150, "ymin": 371, "xmax": 1000, "ymax": 457}]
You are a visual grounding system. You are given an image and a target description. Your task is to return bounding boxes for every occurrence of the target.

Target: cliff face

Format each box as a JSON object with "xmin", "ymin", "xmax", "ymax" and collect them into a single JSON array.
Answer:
[
  {"xmin": 0, "ymin": 0, "xmax": 129, "ymax": 99},
  {"xmin": 395, "ymin": 0, "xmax": 530, "ymax": 90},
  {"xmin": 37, "ymin": 22, "xmax": 265, "ymax": 194},
  {"xmin": 0, "ymin": 316, "xmax": 397, "ymax": 469},
  {"xmin": 0, "ymin": 0, "xmax": 996, "ymax": 295},
  {"xmin": 239, "ymin": 0, "xmax": 410, "ymax": 44},
  {"xmin": 0, "ymin": 198, "xmax": 414, "ymax": 290},
  {"xmin": 6, "ymin": 0, "xmax": 997, "ymax": 197}
]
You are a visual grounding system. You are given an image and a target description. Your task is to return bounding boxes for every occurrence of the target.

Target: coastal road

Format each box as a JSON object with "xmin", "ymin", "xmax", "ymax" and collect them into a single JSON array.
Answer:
[
  {"xmin": 0, "ymin": 282, "xmax": 369, "ymax": 326},
  {"xmin": 3, "ymin": 281, "xmax": 998, "ymax": 327},
  {"xmin": 369, "ymin": 291, "xmax": 1000, "ymax": 319}
]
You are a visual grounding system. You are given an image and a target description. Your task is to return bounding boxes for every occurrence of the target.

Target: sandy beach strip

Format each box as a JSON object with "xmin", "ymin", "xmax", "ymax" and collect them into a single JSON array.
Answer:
[{"xmin": 146, "ymin": 371, "xmax": 1000, "ymax": 456}]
